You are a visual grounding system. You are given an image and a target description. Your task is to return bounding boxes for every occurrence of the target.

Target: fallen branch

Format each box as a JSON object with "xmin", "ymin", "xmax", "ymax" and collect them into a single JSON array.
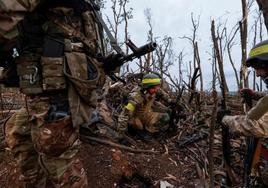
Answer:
[{"xmin": 81, "ymin": 135, "xmax": 160, "ymax": 154}]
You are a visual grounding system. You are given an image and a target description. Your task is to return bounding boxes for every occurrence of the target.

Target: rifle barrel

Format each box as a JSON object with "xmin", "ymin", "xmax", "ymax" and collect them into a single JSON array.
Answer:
[{"xmin": 123, "ymin": 42, "xmax": 157, "ymax": 62}]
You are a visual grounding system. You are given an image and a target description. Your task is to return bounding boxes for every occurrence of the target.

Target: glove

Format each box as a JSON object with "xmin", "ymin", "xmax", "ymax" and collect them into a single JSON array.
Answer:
[
  {"xmin": 240, "ymin": 88, "xmax": 257, "ymax": 106},
  {"xmin": 240, "ymin": 88, "xmax": 256, "ymax": 99},
  {"xmin": 168, "ymin": 100, "xmax": 177, "ymax": 108},
  {"xmin": 216, "ymin": 108, "xmax": 231, "ymax": 124}
]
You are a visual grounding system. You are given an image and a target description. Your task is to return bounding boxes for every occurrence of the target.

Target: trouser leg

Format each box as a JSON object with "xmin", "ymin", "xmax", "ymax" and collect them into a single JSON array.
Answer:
[
  {"xmin": 30, "ymin": 98, "xmax": 88, "ymax": 188},
  {"xmin": 38, "ymin": 144, "xmax": 88, "ymax": 188},
  {"xmin": 145, "ymin": 112, "xmax": 170, "ymax": 133},
  {"xmin": 5, "ymin": 108, "xmax": 46, "ymax": 187}
]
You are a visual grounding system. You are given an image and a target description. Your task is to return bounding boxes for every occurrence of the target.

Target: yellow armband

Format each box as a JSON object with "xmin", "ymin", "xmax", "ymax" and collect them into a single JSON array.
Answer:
[{"xmin": 125, "ymin": 103, "xmax": 135, "ymax": 112}]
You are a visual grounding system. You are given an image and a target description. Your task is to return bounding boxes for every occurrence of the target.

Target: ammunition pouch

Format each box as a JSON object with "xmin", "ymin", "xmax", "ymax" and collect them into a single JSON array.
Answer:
[
  {"xmin": 64, "ymin": 52, "xmax": 99, "ymax": 104},
  {"xmin": 16, "ymin": 37, "xmax": 67, "ymax": 94},
  {"xmin": 41, "ymin": 56, "xmax": 66, "ymax": 91},
  {"xmin": 64, "ymin": 52, "xmax": 100, "ymax": 128},
  {"xmin": 15, "ymin": 3, "xmax": 103, "ymax": 95},
  {"xmin": 42, "ymin": 37, "xmax": 66, "ymax": 91},
  {"xmin": 16, "ymin": 54, "xmax": 67, "ymax": 94}
]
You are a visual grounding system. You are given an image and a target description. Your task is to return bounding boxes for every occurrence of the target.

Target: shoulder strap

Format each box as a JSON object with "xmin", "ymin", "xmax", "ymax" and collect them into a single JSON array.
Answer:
[{"xmin": 47, "ymin": 13, "xmax": 98, "ymax": 58}]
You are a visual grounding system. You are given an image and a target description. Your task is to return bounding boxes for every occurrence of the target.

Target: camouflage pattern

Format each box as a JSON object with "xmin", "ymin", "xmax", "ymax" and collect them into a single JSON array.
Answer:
[
  {"xmin": 222, "ymin": 95, "xmax": 268, "ymax": 137},
  {"xmin": 0, "ymin": 0, "xmax": 40, "ymax": 42},
  {"xmin": 5, "ymin": 98, "xmax": 88, "ymax": 187},
  {"xmin": 1, "ymin": 0, "xmax": 106, "ymax": 187},
  {"xmin": 222, "ymin": 94, "xmax": 268, "ymax": 185},
  {"xmin": 5, "ymin": 108, "xmax": 46, "ymax": 187},
  {"xmin": 118, "ymin": 88, "xmax": 170, "ymax": 133}
]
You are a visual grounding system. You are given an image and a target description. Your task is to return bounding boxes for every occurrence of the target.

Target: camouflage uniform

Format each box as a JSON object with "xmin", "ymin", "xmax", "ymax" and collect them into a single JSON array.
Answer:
[
  {"xmin": 222, "ymin": 94, "xmax": 268, "ymax": 137},
  {"xmin": 222, "ymin": 94, "xmax": 268, "ymax": 185},
  {"xmin": 118, "ymin": 87, "xmax": 171, "ymax": 133},
  {"xmin": 1, "ymin": 0, "xmax": 105, "ymax": 187}
]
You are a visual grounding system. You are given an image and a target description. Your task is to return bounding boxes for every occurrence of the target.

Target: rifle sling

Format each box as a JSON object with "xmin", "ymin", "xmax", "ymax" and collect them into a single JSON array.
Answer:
[
  {"xmin": 47, "ymin": 1, "xmax": 124, "ymax": 57},
  {"xmin": 46, "ymin": 13, "xmax": 98, "ymax": 59},
  {"xmin": 85, "ymin": 0, "xmax": 124, "ymax": 55}
]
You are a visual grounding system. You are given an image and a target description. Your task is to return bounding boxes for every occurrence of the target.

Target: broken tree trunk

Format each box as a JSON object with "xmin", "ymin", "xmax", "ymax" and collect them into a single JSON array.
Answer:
[{"xmin": 211, "ymin": 20, "xmax": 229, "ymax": 94}]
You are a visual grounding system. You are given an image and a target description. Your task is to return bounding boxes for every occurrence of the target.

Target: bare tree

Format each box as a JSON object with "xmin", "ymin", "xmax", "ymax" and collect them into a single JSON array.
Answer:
[
  {"xmin": 143, "ymin": 8, "xmax": 154, "ymax": 72},
  {"xmin": 211, "ymin": 20, "xmax": 229, "ymax": 94},
  {"xmin": 122, "ymin": 0, "xmax": 132, "ymax": 55},
  {"xmin": 142, "ymin": 9, "xmax": 175, "ymax": 79},
  {"xmin": 144, "ymin": 8, "xmax": 154, "ymax": 43},
  {"xmin": 252, "ymin": 17, "xmax": 258, "ymax": 90},
  {"xmin": 208, "ymin": 52, "xmax": 218, "ymax": 188},
  {"xmin": 258, "ymin": 11, "xmax": 264, "ymax": 91},
  {"xmin": 239, "ymin": 0, "xmax": 249, "ymax": 89},
  {"xmin": 180, "ymin": 13, "xmax": 203, "ymax": 91},
  {"xmin": 107, "ymin": 0, "xmax": 123, "ymax": 41},
  {"xmin": 104, "ymin": 0, "xmax": 133, "ymax": 46},
  {"xmin": 155, "ymin": 36, "xmax": 174, "ymax": 79},
  {"xmin": 105, "ymin": 0, "xmax": 133, "ymax": 75},
  {"xmin": 177, "ymin": 51, "xmax": 185, "ymax": 87},
  {"xmin": 252, "ymin": 8, "xmax": 265, "ymax": 91},
  {"xmin": 226, "ymin": 24, "xmax": 240, "ymax": 90}
]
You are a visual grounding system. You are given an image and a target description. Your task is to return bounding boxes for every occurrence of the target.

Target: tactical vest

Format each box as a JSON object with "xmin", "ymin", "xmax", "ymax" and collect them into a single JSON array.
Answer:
[{"xmin": 16, "ymin": 0, "xmax": 104, "ymax": 95}]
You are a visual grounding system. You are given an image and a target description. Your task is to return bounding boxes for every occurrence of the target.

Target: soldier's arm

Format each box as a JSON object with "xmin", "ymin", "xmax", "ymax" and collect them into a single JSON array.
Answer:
[
  {"xmin": 247, "ymin": 94, "xmax": 268, "ymax": 120},
  {"xmin": 117, "ymin": 92, "xmax": 142, "ymax": 132},
  {"xmin": 222, "ymin": 112, "xmax": 268, "ymax": 138},
  {"xmin": 254, "ymin": 91, "xmax": 268, "ymax": 100}
]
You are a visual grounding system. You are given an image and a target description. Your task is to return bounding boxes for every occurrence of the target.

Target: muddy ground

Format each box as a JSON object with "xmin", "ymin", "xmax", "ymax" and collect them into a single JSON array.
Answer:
[
  {"xmin": 0, "ymin": 132, "xmax": 207, "ymax": 188},
  {"xmin": 0, "ymin": 89, "xmax": 244, "ymax": 187}
]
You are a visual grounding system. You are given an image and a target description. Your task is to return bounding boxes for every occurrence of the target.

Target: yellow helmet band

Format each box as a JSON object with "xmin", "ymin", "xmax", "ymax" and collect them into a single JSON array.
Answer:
[
  {"xmin": 142, "ymin": 78, "xmax": 161, "ymax": 84},
  {"xmin": 249, "ymin": 44, "xmax": 268, "ymax": 58}
]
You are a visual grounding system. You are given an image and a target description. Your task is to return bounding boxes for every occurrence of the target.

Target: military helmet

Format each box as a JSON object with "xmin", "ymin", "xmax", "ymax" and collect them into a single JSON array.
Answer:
[
  {"xmin": 141, "ymin": 73, "xmax": 161, "ymax": 90},
  {"xmin": 246, "ymin": 40, "xmax": 268, "ymax": 68}
]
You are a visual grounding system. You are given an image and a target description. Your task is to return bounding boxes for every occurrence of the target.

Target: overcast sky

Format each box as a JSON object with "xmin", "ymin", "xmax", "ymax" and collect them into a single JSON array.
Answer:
[{"xmin": 104, "ymin": 0, "xmax": 265, "ymax": 91}]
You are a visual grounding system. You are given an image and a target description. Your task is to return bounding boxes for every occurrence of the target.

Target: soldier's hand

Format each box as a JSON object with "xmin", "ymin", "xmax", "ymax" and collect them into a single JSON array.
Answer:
[
  {"xmin": 168, "ymin": 100, "xmax": 177, "ymax": 108},
  {"xmin": 216, "ymin": 109, "xmax": 231, "ymax": 124},
  {"xmin": 240, "ymin": 88, "xmax": 256, "ymax": 100}
]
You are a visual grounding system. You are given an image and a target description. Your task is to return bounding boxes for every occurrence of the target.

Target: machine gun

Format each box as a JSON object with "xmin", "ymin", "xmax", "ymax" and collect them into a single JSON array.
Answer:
[{"xmin": 102, "ymin": 40, "xmax": 157, "ymax": 81}]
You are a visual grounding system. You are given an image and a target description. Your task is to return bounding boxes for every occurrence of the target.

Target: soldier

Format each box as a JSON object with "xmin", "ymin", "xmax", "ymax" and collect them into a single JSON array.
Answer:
[
  {"xmin": 0, "ymin": 0, "xmax": 106, "ymax": 187},
  {"xmin": 220, "ymin": 40, "xmax": 268, "ymax": 186},
  {"xmin": 118, "ymin": 73, "xmax": 172, "ymax": 138}
]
